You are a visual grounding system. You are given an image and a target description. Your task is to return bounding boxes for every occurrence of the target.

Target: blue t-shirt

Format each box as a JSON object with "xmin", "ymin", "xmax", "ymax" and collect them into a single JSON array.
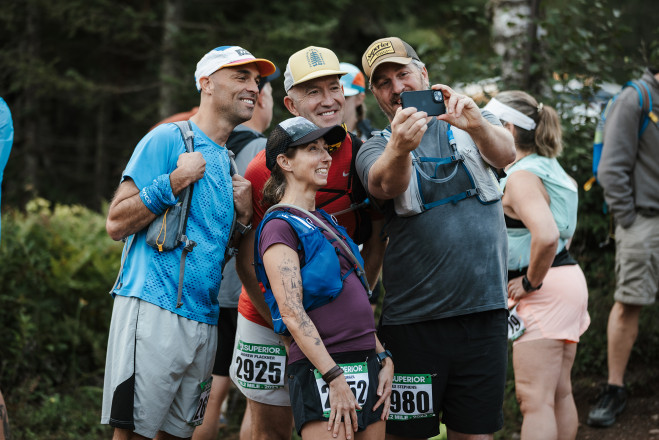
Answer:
[{"xmin": 112, "ymin": 121, "xmax": 234, "ymax": 325}]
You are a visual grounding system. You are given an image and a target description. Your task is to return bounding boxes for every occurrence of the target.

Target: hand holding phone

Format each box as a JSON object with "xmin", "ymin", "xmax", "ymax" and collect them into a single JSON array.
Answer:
[{"xmin": 400, "ymin": 90, "xmax": 446, "ymax": 116}]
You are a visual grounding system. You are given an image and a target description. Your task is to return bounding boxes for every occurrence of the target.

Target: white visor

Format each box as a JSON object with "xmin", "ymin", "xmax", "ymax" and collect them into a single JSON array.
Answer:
[{"xmin": 483, "ymin": 98, "xmax": 536, "ymax": 131}]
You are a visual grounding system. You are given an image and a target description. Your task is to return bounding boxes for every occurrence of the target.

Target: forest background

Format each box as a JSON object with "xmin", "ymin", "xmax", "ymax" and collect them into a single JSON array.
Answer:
[{"xmin": 0, "ymin": 0, "xmax": 658, "ymax": 439}]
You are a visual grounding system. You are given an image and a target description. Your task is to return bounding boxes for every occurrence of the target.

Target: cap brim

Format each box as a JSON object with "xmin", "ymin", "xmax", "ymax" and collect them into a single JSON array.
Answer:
[
  {"xmin": 343, "ymin": 87, "xmax": 360, "ymax": 97},
  {"xmin": 289, "ymin": 125, "xmax": 346, "ymax": 148},
  {"xmin": 369, "ymin": 56, "xmax": 412, "ymax": 78},
  {"xmin": 223, "ymin": 58, "xmax": 277, "ymax": 77},
  {"xmin": 290, "ymin": 69, "xmax": 348, "ymax": 89}
]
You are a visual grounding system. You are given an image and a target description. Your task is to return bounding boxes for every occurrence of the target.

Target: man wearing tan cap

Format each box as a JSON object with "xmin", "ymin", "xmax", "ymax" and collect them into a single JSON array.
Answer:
[
  {"xmin": 357, "ymin": 37, "xmax": 515, "ymax": 439},
  {"xmin": 102, "ymin": 45, "xmax": 275, "ymax": 440},
  {"xmin": 231, "ymin": 46, "xmax": 388, "ymax": 440}
]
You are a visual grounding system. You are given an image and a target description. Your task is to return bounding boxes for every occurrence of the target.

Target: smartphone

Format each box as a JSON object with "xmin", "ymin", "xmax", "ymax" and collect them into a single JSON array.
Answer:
[{"xmin": 400, "ymin": 90, "xmax": 446, "ymax": 116}]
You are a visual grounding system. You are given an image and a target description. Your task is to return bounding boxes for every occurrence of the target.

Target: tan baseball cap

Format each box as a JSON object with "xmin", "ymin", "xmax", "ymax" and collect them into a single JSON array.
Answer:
[
  {"xmin": 283, "ymin": 46, "xmax": 348, "ymax": 92},
  {"xmin": 361, "ymin": 37, "xmax": 420, "ymax": 79}
]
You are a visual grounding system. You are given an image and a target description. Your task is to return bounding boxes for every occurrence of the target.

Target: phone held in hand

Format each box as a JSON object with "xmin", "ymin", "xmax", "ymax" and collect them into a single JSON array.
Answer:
[{"xmin": 400, "ymin": 90, "xmax": 446, "ymax": 116}]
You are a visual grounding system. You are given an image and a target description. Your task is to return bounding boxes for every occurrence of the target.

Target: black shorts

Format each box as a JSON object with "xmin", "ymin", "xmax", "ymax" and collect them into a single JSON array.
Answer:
[
  {"xmin": 378, "ymin": 309, "xmax": 508, "ymax": 438},
  {"xmin": 287, "ymin": 350, "xmax": 384, "ymax": 435},
  {"xmin": 212, "ymin": 307, "xmax": 238, "ymax": 376}
]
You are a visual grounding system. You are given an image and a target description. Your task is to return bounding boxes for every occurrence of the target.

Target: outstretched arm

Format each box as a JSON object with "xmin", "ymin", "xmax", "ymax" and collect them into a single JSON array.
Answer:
[
  {"xmin": 366, "ymin": 107, "xmax": 429, "ymax": 200},
  {"xmin": 434, "ymin": 84, "xmax": 515, "ymax": 168}
]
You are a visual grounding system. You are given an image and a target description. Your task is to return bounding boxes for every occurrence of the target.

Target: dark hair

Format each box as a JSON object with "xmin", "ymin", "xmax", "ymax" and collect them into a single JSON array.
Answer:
[
  {"xmin": 261, "ymin": 148, "xmax": 298, "ymax": 206},
  {"xmin": 495, "ymin": 90, "xmax": 562, "ymax": 158}
]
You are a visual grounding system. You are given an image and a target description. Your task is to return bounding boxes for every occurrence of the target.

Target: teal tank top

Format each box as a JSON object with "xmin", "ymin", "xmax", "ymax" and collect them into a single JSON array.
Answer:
[{"xmin": 500, "ymin": 154, "xmax": 578, "ymax": 271}]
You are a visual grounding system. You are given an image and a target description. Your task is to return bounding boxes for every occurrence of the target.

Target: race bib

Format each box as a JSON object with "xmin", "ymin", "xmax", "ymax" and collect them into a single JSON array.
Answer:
[
  {"xmin": 314, "ymin": 362, "xmax": 369, "ymax": 417},
  {"xmin": 234, "ymin": 340, "xmax": 286, "ymax": 389},
  {"xmin": 508, "ymin": 304, "xmax": 526, "ymax": 341},
  {"xmin": 388, "ymin": 373, "xmax": 434, "ymax": 421},
  {"xmin": 187, "ymin": 377, "xmax": 212, "ymax": 426}
]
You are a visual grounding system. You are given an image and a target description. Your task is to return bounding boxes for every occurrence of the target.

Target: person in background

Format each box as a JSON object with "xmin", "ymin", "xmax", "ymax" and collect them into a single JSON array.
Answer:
[
  {"xmin": 256, "ymin": 116, "xmax": 393, "ymax": 439},
  {"xmin": 192, "ymin": 65, "xmax": 280, "ymax": 440},
  {"xmin": 0, "ymin": 97, "xmax": 13, "ymax": 244},
  {"xmin": 588, "ymin": 66, "xmax": 659, "ymax": 428},
  {"xmin": 101, "ymin": 46, "xmax": 274, "ymax": 440},
  {"xmin": 340, "ymin": 62, "xmax": 376, "ymax": 142},
  {"xmin": 356, "ymin": 36, "xmax": 515, "ymax": 440},
  {"xmin": 0, "ymin": 97, "xmax": 12, "ymax": 440},
  {"xmin": 485, "ymin": 90, "xmax": 590, "ymax": 440}
]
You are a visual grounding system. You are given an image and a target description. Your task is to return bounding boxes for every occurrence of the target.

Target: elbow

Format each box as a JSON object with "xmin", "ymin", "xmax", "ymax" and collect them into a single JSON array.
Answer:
[
  {"xmin": 537, "ymin": 231, "xmax": 560, "ymax": 255},
  {"xmin": 493, "ymin": 142, "xmax": 516, "ymax": 169},
  {"xmin": 106, "ymin": 219, "xmax": 125, "ymax": 241}
]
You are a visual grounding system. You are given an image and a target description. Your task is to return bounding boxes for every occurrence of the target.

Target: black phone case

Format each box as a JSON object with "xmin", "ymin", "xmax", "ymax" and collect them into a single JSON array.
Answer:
[{"xmin": 401, "ymin": 90, "xmax": 446, "ymax": 116}]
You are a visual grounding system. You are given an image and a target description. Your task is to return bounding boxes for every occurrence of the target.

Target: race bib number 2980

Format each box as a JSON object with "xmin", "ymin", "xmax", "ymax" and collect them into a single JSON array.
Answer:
[
  {"xmin": 388, "ymin": 373, "xmax": 434, "ymax": 421},
  {"xmin": 234, "ymin": 340, "xmax": 286, "ymax": 390}
]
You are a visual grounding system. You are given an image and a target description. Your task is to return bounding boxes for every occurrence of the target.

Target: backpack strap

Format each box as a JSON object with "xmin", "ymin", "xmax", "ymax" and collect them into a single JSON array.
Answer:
[
  {"xmin": 225, "ymin": 129, "xmax": 264, "ymax": 157},
  {"xmin": 170, "ymin": 121, "xmax": 197, "ymax": 308},
  {"xmin": 109, "ymin": 120, "xmax": 196, "ymax": 297},
  {"xmin": 222, "ymin": 150, "xmax": 240, "ymax": 274}
]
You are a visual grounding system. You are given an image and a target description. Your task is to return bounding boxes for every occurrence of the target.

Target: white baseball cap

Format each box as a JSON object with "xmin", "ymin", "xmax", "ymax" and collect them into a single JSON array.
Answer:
[{"xmin": 194, "ymin": 46, "xmax": 276, "ymax": 92}]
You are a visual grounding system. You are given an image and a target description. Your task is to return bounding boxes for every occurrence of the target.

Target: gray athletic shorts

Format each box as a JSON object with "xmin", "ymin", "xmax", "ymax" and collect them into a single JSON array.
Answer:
[
  {"xmin": 101, "ymin": 296, "xmax": 217, "ymax": 438},
  {"xmin": 229, "ymin": 313, "xmax": 290, "ymax": 406},
  {"xmin": 615, "ymin": 213, "xmax": 659, "ymax": 305}
]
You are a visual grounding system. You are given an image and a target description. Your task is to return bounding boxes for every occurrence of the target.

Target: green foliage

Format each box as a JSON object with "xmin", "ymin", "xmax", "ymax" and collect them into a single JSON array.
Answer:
[{"xmin": 0, "ymin": 198, "xmax": 120, "ymax": 439}]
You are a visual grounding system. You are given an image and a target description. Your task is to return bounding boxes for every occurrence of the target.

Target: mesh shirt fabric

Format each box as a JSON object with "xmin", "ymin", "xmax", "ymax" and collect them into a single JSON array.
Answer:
[{"xmin": 112, "ymin": 121, "xmax": 234, "ymax": 325}]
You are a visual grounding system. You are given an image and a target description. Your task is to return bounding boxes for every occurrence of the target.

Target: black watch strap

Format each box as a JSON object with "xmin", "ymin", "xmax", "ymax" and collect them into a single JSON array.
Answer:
[
  {"xmin": 376, "ymin": 349, "xmax": 393, "ymax": 366},
  {"xmin": 522, "ymin": 274, "xmax": 542, "ymax": 292}
]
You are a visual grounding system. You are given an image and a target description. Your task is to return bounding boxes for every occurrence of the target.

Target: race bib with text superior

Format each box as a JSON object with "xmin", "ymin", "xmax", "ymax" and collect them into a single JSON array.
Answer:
[
  {"xmin": 234, "ymin": 340, "xmax": 286, "ymax": 389},
  {"xmin": 187, "ymin": 377, "xmax": 212, "ymax": 426},
  {"xmin": 314, "ymin": 362, "xmax": 369, "ymax": 417},
  {"xmin": 388, "ymin": 373, "xmax": 434, "ymax": 421}
]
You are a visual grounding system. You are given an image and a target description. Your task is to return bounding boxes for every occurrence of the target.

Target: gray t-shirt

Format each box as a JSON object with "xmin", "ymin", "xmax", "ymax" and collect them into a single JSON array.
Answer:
[
  {"xmin": 355, "ymin": 115, "xmax": 508, "ymax": 325},
  {"xmin": 218, "ymin": 124, "xmax": 266, "ymax": 308}
]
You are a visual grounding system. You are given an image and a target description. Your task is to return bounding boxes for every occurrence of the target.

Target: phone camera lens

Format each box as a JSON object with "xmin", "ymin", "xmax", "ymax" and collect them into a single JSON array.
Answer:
[{"xmin": 433, "ymin": 91, "xmax": 443, "ymax": 102}]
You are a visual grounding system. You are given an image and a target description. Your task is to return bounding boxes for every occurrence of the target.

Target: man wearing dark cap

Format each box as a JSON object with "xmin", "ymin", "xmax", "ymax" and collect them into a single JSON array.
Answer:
[
  {"xmin": 357, "ymin": 37, "xmax": 515, "ymax": 439},
  {"xmin": 102, "ymin": 45, "xmax": 275, "ymax": 440},
  {"xmin": 231, "ymin": 46, "xmax": 387, "ymax": 440}
]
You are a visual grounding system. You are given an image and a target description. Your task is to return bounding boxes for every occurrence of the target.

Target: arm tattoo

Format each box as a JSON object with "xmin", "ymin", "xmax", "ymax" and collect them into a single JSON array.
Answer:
[{"xmin": 278, "ymin": 257, "xmax": 321, "ymax": 345}]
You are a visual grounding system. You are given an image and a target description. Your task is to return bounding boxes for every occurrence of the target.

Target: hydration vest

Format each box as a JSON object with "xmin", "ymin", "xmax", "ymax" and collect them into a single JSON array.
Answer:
[
  {"xmin": 254, "ymin": 207, "xmax": 367, "ymax": 335},
  {"xmin": 383, "ymin": 124, "xmax": 503, "ymax": 217}
]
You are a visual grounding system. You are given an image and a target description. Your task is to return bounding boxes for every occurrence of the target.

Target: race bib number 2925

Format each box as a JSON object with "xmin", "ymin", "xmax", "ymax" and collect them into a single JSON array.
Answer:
[
  {"xmin": 388, "ymin": 373, "xmax": 434, "ymax": 421},
  {"xmin": 234, "ymin": 340, "xmax": 286, "ymax": 390}
]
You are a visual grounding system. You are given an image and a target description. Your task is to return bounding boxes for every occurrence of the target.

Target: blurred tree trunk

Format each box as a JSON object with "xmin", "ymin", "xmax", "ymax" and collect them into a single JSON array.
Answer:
[
  {"xmin": 490, "ymin": 0, "xmax": 539, "ymax": 90},
  {"xmin": 159, "ymin": 0, "xmax": 182, "ymax": 120}
]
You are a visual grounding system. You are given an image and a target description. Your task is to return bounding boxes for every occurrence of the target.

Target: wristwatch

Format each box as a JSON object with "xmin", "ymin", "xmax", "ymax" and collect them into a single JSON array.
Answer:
[
  {"xmin": 376, "ymin": 349, "xmax": 393, "ymax": 366},
  {"xmin": 522, "ymin": 274, "xmax": 543, "ymax": 293},
  {"xmin": 235, "ymin": 220, "xmax": 252, "ymax": 235}
]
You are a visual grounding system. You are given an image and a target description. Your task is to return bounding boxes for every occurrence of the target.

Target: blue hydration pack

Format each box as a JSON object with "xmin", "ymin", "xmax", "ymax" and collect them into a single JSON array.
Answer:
[
  {"xmin": 254, "ymin": 206, "xmax": 368, "ymax": 335},
  {"xmin": 584, "ymin": 80, "xmax": 658, "ymax": 192}
]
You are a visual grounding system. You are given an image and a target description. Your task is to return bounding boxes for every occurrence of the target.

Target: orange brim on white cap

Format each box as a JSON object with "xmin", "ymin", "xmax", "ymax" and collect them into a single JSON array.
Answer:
[{"xmin": 195, "ymin": 46, "xmax": 276, "ymax": 91}]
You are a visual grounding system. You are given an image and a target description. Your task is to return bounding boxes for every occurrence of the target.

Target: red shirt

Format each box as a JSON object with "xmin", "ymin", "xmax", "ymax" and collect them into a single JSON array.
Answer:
[{"xmin": 238, "ymin": 134, "xmax": 363, "ymax": 327}]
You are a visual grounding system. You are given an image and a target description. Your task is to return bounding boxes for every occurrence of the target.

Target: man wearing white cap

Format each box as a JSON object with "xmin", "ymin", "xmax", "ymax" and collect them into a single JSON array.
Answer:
[
  {"xmin": 356, "ymin": 37, "xmax": 515, "ymax": 440},
  {"xmin": 102, "ymin": 45, "xmax": 275, "ymax": 440},
  {"xmin": 231, "ymin": 46, "xmax": 387, "ymax": 440}
]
